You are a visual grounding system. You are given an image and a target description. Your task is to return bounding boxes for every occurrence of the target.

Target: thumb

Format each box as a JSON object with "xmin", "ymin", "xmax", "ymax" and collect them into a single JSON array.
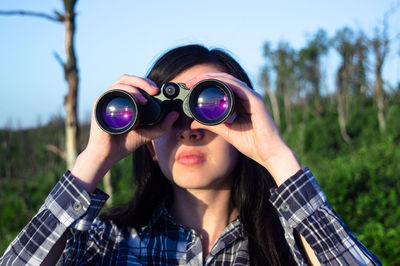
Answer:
[
  {"xmin": 152, "ymin": 111, "xmax": 180, "ymax": 136},
  {"xmin": 190, "ymin": 120, "xmax": 231, "ymax": 139},
  {"xmin": 139, "ymin": 112, "xmax": 180, "ymax": 141}
]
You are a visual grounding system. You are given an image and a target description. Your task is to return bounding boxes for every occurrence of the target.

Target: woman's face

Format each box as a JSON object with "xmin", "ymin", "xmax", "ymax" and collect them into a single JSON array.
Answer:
[{"xmin": 150, "ymin": 63, "xmax": 239, "ymax": 190}]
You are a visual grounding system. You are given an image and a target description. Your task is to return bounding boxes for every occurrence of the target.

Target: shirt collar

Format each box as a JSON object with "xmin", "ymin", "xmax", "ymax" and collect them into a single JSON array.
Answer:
[
  {"xmin": 146, "ymin": 198, "xmax": 185, "ymax": 230},
  {"xmin": 146, "ymin": 198, "xmax": 246, "ymax": 239}
]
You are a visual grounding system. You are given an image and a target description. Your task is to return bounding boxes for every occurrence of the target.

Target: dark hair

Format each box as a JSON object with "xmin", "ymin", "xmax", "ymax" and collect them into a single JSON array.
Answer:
[{"xmin": 102, "ymin": 45, "xmax": 295, "ymax": 265}]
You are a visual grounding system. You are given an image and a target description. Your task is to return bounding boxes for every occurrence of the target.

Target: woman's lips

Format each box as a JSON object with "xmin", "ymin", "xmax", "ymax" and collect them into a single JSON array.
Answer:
[{"xmin": 176, "ymin": 150, "xmax": 206, "ymax": 166}]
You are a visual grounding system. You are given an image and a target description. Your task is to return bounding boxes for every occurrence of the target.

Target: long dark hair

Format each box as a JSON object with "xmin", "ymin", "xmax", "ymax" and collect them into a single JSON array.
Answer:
[{"xmin": 102, "ymin": 45, "xmax": 295, "ymax": 265}]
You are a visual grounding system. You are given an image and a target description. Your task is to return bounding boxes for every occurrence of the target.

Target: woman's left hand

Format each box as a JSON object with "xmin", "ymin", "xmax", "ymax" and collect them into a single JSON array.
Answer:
[{"xmin": 186, "ymin": 72, "xmax": 301, "ymax": 185}]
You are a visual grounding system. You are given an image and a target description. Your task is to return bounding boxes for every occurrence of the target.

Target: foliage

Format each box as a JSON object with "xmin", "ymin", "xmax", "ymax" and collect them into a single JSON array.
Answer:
[
  {"xmin": 260, "ymin": 24, "xmax": 400, "ymax": 264},
  {"xmin": 314, "ymin": 135, "xmax": 400, "ymax": 265}
]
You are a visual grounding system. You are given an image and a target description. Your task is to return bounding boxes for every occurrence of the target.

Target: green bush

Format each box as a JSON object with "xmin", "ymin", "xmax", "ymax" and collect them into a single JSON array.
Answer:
[{"xmin": 308, "ymin": 136, "xmax": 400, "ymax": 265}]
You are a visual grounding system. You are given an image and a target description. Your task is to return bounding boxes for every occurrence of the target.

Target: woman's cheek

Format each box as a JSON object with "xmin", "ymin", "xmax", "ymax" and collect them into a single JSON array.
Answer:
[
  {"xmin": 224, "ymin": 146, "xmax": 240, "ymax": 173},
  {"xmin": 153, "ymin": 138, "xmax": 175, "ymax": 179}
]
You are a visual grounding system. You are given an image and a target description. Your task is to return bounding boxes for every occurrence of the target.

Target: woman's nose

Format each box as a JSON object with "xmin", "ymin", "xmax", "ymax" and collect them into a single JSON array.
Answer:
[{"xmin": 175, "ymin": 115, "xmax": 204, "ymax": 142}]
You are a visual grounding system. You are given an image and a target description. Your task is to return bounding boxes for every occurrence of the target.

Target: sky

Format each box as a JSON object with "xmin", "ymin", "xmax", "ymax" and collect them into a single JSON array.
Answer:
[{"xmin": 1, "ymin": 0, "xmax": 399, "ymax": 129}]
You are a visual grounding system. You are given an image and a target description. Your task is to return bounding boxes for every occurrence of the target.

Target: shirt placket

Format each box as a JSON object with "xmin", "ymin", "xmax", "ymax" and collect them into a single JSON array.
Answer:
[{"xmin": 182, "ymin": 229, "xmax": 204, "ymax": 265}]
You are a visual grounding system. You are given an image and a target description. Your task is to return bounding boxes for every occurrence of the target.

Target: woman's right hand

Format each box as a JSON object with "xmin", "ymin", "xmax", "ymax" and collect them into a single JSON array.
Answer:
[{"xmin": 71, "ymin": 74, "xmax": 179, "ymax": 192}]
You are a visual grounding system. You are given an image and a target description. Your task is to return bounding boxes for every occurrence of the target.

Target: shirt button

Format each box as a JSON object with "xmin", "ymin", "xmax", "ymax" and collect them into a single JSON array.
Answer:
[
  {"xmin": 281, "ymin": 203, "xmax": 290, "ymax": 212},
  {"xmin": 73, "ymin": 201, "xmax": 82, "ymax": 211}
]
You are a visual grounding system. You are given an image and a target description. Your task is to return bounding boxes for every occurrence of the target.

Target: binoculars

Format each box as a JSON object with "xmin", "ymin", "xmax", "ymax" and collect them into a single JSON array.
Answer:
[{"xmin": 95, "ymin": 79, "xmax": 236, "ymax": 134}]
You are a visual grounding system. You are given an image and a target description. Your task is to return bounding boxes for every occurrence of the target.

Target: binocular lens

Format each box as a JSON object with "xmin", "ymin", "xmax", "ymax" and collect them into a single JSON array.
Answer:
[
  {"xmin": 102, "ymin": 97, "xmax": 135, "ymax": 129},
  {"xmin": 195, "ymin": 87, "xmax": 228, "ymax": 120}
]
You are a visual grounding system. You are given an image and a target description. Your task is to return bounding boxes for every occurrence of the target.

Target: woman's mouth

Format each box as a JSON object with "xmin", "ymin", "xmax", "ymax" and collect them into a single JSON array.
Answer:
[{"xmin": 176, "ymin": 150, "xmax": 206, "ymax": 166}]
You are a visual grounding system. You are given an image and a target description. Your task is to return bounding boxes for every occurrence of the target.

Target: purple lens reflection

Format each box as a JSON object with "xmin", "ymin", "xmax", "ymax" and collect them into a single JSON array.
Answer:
[
  {"xmin": 102, "ymin": 97, "xmax": 135, "ymax": 129},
  {"xmin": 195, "ymin": 87, "xmax": 228, "ymax": 120}
]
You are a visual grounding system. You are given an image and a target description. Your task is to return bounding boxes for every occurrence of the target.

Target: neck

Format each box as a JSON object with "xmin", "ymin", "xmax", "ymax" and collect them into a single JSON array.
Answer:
[{"xmin": 170, "ymin": 186, "xmax": 238, "ymax": 258}]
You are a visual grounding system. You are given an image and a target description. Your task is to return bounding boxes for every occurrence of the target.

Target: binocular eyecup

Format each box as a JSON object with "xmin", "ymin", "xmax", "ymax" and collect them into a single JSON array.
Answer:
[{"xmin": 95, "ymin": 79, "xmax": 235, "ymax": 135}]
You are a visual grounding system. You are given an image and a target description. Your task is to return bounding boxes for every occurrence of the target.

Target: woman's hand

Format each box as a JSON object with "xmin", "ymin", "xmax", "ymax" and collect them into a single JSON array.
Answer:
[
  {"xmin": 186, "ymin": 73, "xmax": 301, "ymax": 186},
  {"xmin": 71, "ymin": 75, "xmax": 179, "ymax": 192}
]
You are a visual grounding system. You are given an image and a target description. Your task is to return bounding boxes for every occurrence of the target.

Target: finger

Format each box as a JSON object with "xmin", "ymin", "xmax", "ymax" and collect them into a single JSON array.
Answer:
[
  {"xmin": 111, "ymin": 74, "xmax": 159, "ymax": 95},
  {"xmin": 154, "ymin": 111, "xmax": 180, "ymax": 134},
  {"xmin": 190, "ymin": 120, "xmax": 231, "ymax": 140},
  {"xmin": 139, "ymin": 112, "xmax": 180, "ymax": 141},
  {"xmin": 185, "ymin": 72, "xmax": 246, "ymax": 89},
  {"xmin": 185, "ymin": 72, "xmax": 250, "ymax": 107},
  {"xmin": 107, "ymin": 83, "xmax": 148, "ymax": 105},
  {"xmin": 185, "ymin": 72, "xmax": 230, "ymax": 88},
  {"xmin": 186, "ymin": 72, "xmax": 261, "ymax": 113}
]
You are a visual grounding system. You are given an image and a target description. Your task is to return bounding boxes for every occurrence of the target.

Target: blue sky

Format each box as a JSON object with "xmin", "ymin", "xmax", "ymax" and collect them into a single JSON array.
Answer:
[{"xmin": 1, "ymin": 0, "xmax": 399, "ymax": 129}]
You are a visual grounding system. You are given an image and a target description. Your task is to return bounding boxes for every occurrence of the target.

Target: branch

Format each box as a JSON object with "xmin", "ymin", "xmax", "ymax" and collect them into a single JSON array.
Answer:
[
  {"xmin": 383, "ymin": 80, "xmax": 396, "ymax": 93},
  {"xmin": 53, "ymin": 51, "xmax": 66, "ymax": 72},
  {"xmin": 0, "ymin": 10, "xmax": 64, "ymax": 23},
  {"xmin": 46, "ymin": 144, "xmax": 66, "ymax": 161}
]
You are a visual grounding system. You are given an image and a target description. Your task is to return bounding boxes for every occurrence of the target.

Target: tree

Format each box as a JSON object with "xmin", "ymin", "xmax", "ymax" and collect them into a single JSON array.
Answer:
[
  {"xmin": 263, "ymin": 41, "xmax": 297, "ymax": 132},
  {"xmin": 371, "ymin": 18, "xmax": 390, "ymax": 133},
  {"xmin": 331, "ymin": 27, "xmax": 355, "ymax": 143},
  {"xmin": 298, "ymin": 29, "xmax": 329, "ymax": 114},
  {"xmin": 1, "ymin": 0, "xmax": 80, "ymax": 169},
  {"xmin": 260, "ymin": 43, "xmax": 281, "ymax": 128},
  {"xmin": 352, "ymin": 32, "xmax": 369, "ymax": 105}
]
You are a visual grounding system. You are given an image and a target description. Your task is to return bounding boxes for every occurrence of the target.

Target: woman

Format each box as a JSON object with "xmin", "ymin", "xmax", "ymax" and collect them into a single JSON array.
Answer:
[{"xmin": 0, "ymin": 45, "xmax": 380, "ymax": 265}]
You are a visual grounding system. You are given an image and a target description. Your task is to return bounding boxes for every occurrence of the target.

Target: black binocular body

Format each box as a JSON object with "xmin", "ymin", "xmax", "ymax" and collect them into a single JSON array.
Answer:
[{"xmin": 95, "ymin": 79, "xmax": 236, "ymax": 134}]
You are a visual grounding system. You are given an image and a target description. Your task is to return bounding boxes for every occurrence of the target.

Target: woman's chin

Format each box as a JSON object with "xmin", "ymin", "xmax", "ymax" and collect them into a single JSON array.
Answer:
[{"xmin": 170, "ymin": 174, "xmax": 231, "ymax": 191}]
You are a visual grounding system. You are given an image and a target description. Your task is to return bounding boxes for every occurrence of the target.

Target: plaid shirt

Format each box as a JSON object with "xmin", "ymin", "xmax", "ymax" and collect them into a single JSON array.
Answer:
[{"xmin": 1, "ymin": 167, "xmax": 381, "ymax": 265}]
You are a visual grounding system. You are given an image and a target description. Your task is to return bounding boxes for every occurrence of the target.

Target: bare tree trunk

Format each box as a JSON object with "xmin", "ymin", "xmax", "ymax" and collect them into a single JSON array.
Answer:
[
  {"xmin": 63, "ymin": 0, "xmax": 79, "ymax": 169},
  {"xmin": 313, "ymin": 64, "xmax": 323, "ymax": 114},
  {"xmin": 375, "ymin": 71, "xmax": 386, "ymax": 132},
  {"xmin": 264, "ymin": 85, "xmax": 281, "ymax": 128},
  {"xmin": 284, "ymin": 91, "xmax": 292, "ymax": 132},
  {"xmin": 337, "ymin": 69, "xmax": 351, "ymax": 143},
  {"xmin": 371, "ymin": 21, "xmax": 389, "ymax": 134},
  {"xmin": 337, "ymin": 92, "xmax": 351, "ymax": 142},
  {"xmin": 0, "ymin": 3, "xmax": 80, "ymax": 169}
]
